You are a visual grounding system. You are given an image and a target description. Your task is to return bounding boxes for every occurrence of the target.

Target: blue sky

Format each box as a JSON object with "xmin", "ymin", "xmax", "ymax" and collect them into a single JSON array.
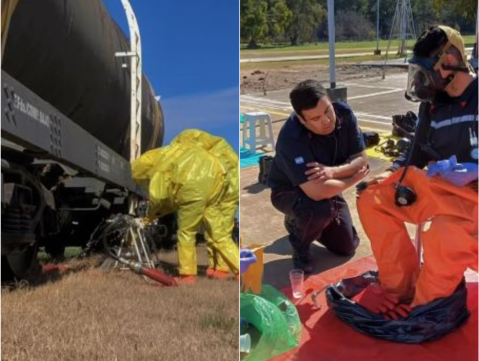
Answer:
[{"xmin": 103, "ymin": 0, "xmax": 239, "ymax": 151}]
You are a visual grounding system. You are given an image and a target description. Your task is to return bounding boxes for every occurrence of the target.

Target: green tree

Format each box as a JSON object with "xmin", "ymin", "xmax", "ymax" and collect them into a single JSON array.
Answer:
[
  {"xmin": 413, "ymin": 0, "xmax": 436, "ymax": 35},
  {"xmin": 333, "ymin": 0, "xmax": 369, "ymax": 14},
  {"xmin": 240, "ymin": 0, "xmax": 269, "ymax": 48},
  {"xmin": 336, "ymin": 10, "xmax": 375, "ymax": 41},
  {"xmin": 267, "ymin": 0, "xmax": 293, "ymax": 43},
  {"xmin": 432, "ymin": 0, "xmax": 477, "ymax": 24},
  {"xmin": 431, "ymin": 0, "xmax": 476, "ymax": 34},
  {"xmin": 316, "ymin": 0, "xmax": 396, "ymax": 41},
  {"xmin": 285, "ymin": 0, "xmax": 326, "ymax": 45}
]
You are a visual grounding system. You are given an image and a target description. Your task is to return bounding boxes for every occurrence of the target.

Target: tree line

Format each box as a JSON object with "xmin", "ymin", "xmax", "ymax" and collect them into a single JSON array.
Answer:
[{"xmin": 240, "ymin": 0, "xmax": 477, "ymax": 48}]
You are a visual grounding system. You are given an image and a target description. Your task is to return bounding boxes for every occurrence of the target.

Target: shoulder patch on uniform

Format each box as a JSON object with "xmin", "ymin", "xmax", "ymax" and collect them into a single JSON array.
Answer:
[{"xmin": 294, "ymin": 157, "xmax": 305, "ymax": 165}]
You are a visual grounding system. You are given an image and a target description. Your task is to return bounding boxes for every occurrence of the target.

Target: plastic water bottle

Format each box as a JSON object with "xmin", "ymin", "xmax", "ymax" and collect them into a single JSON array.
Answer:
[{"xmin": 240, "ymin": 333, "xmax": 251, "ymax": 354}]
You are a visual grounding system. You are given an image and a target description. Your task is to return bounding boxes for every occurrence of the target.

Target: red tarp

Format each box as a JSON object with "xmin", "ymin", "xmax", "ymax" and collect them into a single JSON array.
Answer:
[
  {"xmin": 274, "ymin": 256, "xmax": 478, "ymax": 361},
  {"xmin": 42, "ymin": 264, "xmax": 70, "ymax": 274}
]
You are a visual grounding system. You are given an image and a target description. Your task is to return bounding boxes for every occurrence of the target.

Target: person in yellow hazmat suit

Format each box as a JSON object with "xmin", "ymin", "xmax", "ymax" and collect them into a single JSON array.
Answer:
[
  {"xmin": 171, "ymin": 130, "xmax": 240, "ymax": 279},
  {"xmin": 132, "ymin": 130, "xmax": 239, "ymax": 283}
]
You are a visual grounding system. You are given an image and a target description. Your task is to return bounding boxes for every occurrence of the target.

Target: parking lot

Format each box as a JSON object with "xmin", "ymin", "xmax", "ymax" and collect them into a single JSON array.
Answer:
[{"xmin": 241, "ymin": 72, "xmax": 418, "ymax": 133}]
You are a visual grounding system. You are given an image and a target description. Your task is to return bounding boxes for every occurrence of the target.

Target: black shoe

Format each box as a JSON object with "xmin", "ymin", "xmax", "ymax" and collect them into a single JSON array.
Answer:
[{"xmin": 292, "ymin": 249, "xmax": 313, "ymax": 274}]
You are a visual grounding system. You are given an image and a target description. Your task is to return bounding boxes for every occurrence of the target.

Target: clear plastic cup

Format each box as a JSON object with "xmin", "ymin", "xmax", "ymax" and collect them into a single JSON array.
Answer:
[
  {"xmin": 289, "ymin": 269, "xmax": 304, "ymax": 299},
  {"xmin": 240, "ymin": 333, "xmax": 251, "ymax": 353}
]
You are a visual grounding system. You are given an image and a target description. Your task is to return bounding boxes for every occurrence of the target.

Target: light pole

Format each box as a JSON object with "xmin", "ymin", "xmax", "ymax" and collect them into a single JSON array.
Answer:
[
  {"xmin": 325, "ymin": 0, "xmax": 347, "ymax": 102},
  {"xmin": 374, "ymin": 0, "xmax": 381, "ymax": 55},
  {"xmin": 327, "ymin": 0, "xmax": 336, "ymax": 89}
]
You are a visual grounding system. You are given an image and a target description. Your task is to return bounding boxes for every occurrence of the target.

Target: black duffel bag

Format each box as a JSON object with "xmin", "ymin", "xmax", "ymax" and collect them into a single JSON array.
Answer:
[
  {"xmin": 258, "ymin": 155, "xmax": 274, "ymax": 186},
  {"xmin": 362, "ymin": 131, "xmax": 380, "ymax": 148},
  {"xmin": 392, "ymin": 111, "xmax": 418, "ymax": 139},
  {"xmin": 325, "ymin": 271, "xmax": 470, "ymax": 343}
]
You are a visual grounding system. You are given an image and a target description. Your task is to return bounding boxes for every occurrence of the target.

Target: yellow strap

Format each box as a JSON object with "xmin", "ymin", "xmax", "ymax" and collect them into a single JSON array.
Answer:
[{"xmin": 1, "ymin": 0, "xmax": 20, "ymax": 58}]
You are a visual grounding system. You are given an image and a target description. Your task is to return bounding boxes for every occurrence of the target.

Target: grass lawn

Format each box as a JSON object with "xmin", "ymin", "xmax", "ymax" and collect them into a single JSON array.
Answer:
[
  {"xmin": 240, "ymin": 35, "xmax": 476, "ymax": 55},
  {"xmin": 37, "ymin": 247, "xmax": 83, "ymax": 262},
  {"xmin": 2, "ymin": 245, "xmax": 239, "ymax": 361}
]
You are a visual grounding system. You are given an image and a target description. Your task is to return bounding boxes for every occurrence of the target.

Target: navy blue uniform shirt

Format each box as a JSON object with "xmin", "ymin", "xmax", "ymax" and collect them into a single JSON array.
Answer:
[
  {"xmin": 393, "ymin": 77, "xmax": 479, "ymax": 170},
  {"xmin": 268, "ymin": 102, "xmax": 365, "ymax": 192}
]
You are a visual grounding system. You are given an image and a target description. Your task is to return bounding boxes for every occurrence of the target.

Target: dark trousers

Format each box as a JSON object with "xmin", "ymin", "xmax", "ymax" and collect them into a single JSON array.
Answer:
[{"xmin": 271, "ymin": 188, "xmax": 359, "ymax": 256}]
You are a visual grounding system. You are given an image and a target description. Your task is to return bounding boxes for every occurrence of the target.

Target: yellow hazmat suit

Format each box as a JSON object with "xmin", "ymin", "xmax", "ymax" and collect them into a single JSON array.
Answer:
[
  {"xmin": 132, "ymin": 130, "xmax": 239, "ymax": 276},
  {"xmin": 172, "ymin": 130, "xmax": 239, "ymax": 274}
]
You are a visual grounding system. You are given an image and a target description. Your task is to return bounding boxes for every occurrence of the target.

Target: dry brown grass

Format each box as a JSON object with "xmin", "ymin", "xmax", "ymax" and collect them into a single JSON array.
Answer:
[{"xmin": 1, "ymin": 245, "xmax": 239, "ymax": 361}]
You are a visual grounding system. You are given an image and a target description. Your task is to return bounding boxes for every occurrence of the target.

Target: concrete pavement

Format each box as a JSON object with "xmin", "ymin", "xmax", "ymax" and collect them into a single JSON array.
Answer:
[
  {"xmin": 241, "ymin": 73, "xmax": 418, "ymax": 133},
  {"xmin": 240, "ymin": 52, "xmax": 376, "ymax": 63},
  {"xmin": 240, "ymin": 47, "xmax": 473, "ymax": 64}
]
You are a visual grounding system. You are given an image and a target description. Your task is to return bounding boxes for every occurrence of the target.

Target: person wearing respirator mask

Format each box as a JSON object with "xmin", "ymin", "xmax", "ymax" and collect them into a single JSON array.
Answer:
[{"xmin": 355, "ymin": 25, "xmax": 478, "ymax": 320}]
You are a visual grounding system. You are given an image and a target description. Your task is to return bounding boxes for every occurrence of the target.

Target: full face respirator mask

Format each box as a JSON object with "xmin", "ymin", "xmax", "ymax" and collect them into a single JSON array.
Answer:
[
  {"xmin": 405, "ymin": 55, "xmax": 453, "ymax": 103},
  {"xmin": 405, "ymin": 26, "xmax": 474, "ymax": 103}
]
